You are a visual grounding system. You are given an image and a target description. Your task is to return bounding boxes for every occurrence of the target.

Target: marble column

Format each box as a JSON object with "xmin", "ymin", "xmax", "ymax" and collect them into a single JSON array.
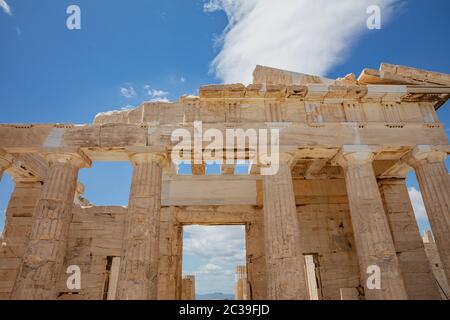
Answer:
[
  {"xmin": 11, "ymin": 152, "xmax": 90, "ymax": 300},
  {"xmin": 406, "ymin": 145, "xmax": 450, "ymax": 284},
  {"xmin": 378, "ymin": 178, "xmax": 441, "ymax": 300},
  {"xmin": 1, "ymin": 180, "xmax": 43, "ymax": 299},
  {"xmin": 262, "ymin": 154, "xmax": 309, "ymax": 300},
  {"xmin": 117, "ymin": 153, "xmax": 166, "ymax": 300},
  {"xmin": 337, "ymin": 145, "xmax": 408, "ymax": 300}
]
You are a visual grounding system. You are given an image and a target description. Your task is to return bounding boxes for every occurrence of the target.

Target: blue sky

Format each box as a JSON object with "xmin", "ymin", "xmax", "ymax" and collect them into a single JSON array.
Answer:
[{"xmin": 0, "ymin": 0, "xmax": 449, "ymax": 294}]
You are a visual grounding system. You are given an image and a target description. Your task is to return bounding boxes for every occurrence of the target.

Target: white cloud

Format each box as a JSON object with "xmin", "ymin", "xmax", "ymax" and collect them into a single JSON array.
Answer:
[
  {"xmin": 149, "ymin": 97, "xmax": 170, "ymax": 103},
  {"xmin": 120, "ymin": 84, "xmax": 136, "ymax": 98},
  {"xmin": 408, "ymin": 187, "xmax": 428, "ymax": 221},
  {"xmin": 198, "ymin": 263, "xmax": 223, "ymax": 274},
  {"xmin": 144, "ymin": 85, "xmax": 170, "ymax": 102},
  {"xmin": 204, "ymin": 0, "xmax": 399, "ymax": 84},
  {"xmin": 184, "ymin": 225, "xmax": 246, "ymax": 264},
  {"xmin": 120, "ymin": 105, "xmax": 134, "ymax": 111},
  {"xmin": 204, "ymin": 1, "xmax": 222, "ymax": 13},
  {"xmin": 180, "ymin": 76, "xmax": 186, "ymax": 83},
  {"xmin": 150, "ymin": 89, "xmax": 169, "ymax": 97},
  {"xmin": 0, "ymin": 0, "xmax": 11, "ymax": 16}
]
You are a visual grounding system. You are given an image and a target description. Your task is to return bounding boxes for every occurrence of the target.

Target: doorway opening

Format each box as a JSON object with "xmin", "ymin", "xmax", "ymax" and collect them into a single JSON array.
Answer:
[{"xmin": 182, "ymin": 225, "xmax": 246, "ymax": 300}]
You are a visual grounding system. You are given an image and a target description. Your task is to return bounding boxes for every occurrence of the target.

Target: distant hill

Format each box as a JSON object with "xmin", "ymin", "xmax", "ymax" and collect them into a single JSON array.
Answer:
[{"xmin": 196, "ymin": 292, "xmax": 234, "ymax": 300}]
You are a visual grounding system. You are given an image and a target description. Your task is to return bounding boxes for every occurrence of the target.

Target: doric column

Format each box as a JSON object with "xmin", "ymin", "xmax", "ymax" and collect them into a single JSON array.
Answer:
[
  {"xmin": 262, "ymin": 154, "xmax": 308, "ymax": 300},
  {"xmin": 117, "ymin": 152, "xmax": 166, "ymax": 300},
  {"xmin": 0, "ymin": 180, "xmax": 43, "ymax": 300},
  {"xmin": 11, "ymin": 152, "xmax": 90, "ymax": 300},
  {"xmin": 378, "ymin": 178, "xmax": 441, "ymax": 300},
  {"xmin": 336, "ymin": 145, "xmax": 408, "ymax": 300},
  {"xmin": 405, "ymin": 145, "xmax": 450, "ymax": 284}
]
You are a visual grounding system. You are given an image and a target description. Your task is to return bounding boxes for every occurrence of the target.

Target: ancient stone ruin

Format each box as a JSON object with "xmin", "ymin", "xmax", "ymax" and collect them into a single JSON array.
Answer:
[
  {"xmin": 0, "ymin": 63, "xmax": 449, "ymax": 300},
  {"xmin": 235, "ymin": 265, "xmax": 249, "ymax": 300}
]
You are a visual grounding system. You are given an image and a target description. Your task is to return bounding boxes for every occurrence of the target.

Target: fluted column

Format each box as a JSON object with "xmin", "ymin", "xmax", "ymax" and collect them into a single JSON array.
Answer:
[
  {"xmin": 405, "ymin": 145, "xmax": 450, "ymax": 284},
  {"xmin": 11, "ymin": 152, "xmax": 90, "ymax": 300},
  {"xmin": 263, "ymin": 154, "xmax": 308, "ymax": 300},
  {"xmin": 117, "ymin": 153, "xmax": 166, "ymax": 300},
  {"xmin": 337, "ymin": 145, "xmax": 407, "ymax": 300}
]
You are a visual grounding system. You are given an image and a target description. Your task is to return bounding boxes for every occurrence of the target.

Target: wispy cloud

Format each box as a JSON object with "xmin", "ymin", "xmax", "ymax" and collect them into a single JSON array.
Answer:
[
  {"xmin": 144, "ymin": 85, "xmax": 170, "ymax": 102},
  {"xmin": 197, "ymin": 263, "xmax": 223, "ymax": 274},
  {"xmin": 152, "ymin": 97, "xmax": 170, "ymax": 103},
  {"xmin": 0, "ymin": 0, "xmax": 11, "ymax": 16},
  {"xmin": 119, "ymin": 84, "xmax": 136, "ymax": 98},
  {"xmin": 184, "ymin": 225, "xmax": 246, "ymax": 264},
  {"xmin": 146, "ymin": 87, "xmax": 169, "ymax": 98},
  {"xmin": 204, "ymin": 0, "xmax": 399, "ymax": 84},
  {"xmin": 120, "ymin": 104, "xmax": 134, "ymax": 111}
]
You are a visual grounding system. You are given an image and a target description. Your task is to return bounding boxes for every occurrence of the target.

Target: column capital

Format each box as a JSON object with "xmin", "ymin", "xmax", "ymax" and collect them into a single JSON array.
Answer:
[
  {"xmin": 42, "ymin": 151, "xmax": 91, "ymax": 168},
  {"xmin": 404, "ymin": 145, "xmax": 448, "ymax": 167},
  {"xmin": 130, "ymin": 152, "xmax": 167, "ymax": 166},
  {"xmin": 333, "ymin": 145, "xmax": 375, "ymax": 168}
]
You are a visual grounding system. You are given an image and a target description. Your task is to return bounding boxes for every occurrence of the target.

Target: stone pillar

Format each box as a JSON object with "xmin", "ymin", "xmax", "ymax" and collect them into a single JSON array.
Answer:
[
  {"xmin": 406, "ymin": 145, "xmax": 450, "ymax": 285},
  {"xmin": 11, "ymin": 152, "xmax": 90, "ymax": 299},
  {"xmin": 235, "ymin": 265, "xmax": 249, "ymax": 300},
  {"xmin": 422, "ymin": 231, "xmax": 450, "ymax": 299},
  {"xmin": 336, "ymin": 145, "xmax": 408, "ymax": 300},
  {"xmin": 181, "ymin": 275, "xmax": 195, "ymax": 300},
  {"xmin": 157, "ymin": 207, "xmax": 183, "ymax": 300},
  {"xmin": 378, "ymin": 178, "xmax": 441, "ymax": 300},
  {"xmin": 117, "ymin": 153, "xmax": 166, "ymax": 300},
  {"xmin": 245, "ymin": 213, "xmax": 267, "ymax": 300},
  {"xmin": 262, "ymin": 154, "xmax": 308, "ymax": 300},
  {"xmin": 0, "ymin": 180, "xmax": 43, "ymax": 300}
]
